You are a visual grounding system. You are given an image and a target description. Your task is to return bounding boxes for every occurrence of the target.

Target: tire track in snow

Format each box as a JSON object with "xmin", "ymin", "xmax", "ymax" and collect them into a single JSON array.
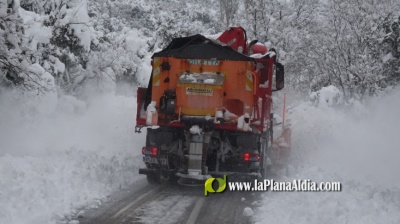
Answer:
[{"xmin": 76, "ymin": 179, "xmax": 259, "ymax": 224}]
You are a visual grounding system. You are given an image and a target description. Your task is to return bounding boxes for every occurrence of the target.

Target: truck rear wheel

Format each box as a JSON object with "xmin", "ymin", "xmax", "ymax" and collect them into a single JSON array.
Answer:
[
  {"xmin": 260, "ymin": 156, "xmax": 269, "ymax": 179},
  {"xmin": 260, "ymin": 155, "xmax": 272, "ymax": 179},
  {"xmin": 260, "ymin": 130, "xmax": 271, "ymax": 179}
]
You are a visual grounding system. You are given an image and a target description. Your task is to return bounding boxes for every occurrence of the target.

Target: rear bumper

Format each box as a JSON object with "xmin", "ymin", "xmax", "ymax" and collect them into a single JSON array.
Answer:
[
  {"xmin": 138, "ymin": 168, "xmax": 149, "ymax": 175},
  {"xmin": 139, "ymin": 168, "xmax": 162, "ymax": 175},
  {"xmin": 139, "ymin": 168, "xmax": 175, "ymax": 175}
]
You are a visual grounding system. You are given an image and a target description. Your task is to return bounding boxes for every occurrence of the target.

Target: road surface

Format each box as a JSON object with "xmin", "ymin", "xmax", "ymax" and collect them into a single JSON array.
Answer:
[{"xmin": 73, "ymin": 177, "xmax": 261, "ymax": 224}]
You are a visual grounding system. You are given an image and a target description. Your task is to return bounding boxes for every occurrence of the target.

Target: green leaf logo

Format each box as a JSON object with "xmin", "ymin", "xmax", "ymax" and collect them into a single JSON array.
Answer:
[{"xmin": 204, "ymin": 175, "xmax": 227, "ymax": 196}]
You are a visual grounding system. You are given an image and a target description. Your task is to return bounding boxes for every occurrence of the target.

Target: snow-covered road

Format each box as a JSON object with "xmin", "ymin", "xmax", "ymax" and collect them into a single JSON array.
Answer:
[{"xmin": 75, "ymin": 179, "xmax": 257, "ymax": 224}]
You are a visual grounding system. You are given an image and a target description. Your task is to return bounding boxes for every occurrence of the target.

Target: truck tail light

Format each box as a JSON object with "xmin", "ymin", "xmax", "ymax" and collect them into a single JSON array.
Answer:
[
  {"xmin": 243, "ymin": 152, "xmax": 260, "ymax": 162},
  {"xmin": 244, "ymin": 153, "xmax": 250, "ymax": 161},
  {"xmin": 152, "ymin": 147, "xmax": 158, "ymax": 156},
  {"xmin": 142, "ymin": 147, "xmax": 158, "ymax": 156}
]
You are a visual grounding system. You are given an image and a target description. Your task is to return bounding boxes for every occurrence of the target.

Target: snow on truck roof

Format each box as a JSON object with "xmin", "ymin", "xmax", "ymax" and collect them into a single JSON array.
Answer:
[{"xmin": 152, "ymin": 34, "xmax": 255, "ymax": 62}]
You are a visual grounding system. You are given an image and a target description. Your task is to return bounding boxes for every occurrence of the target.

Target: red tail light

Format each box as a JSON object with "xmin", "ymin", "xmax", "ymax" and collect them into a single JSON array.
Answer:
[
  {"xmin": 243, "ymin": 152, "xmax": 260, "ymax": 162},
  {"xmin": 151, "ymin": 147, "xmax": 158, "ymax": 156},
  {"xmin": 142, "ymin": 147, "xmax": 158, "ymax": 156},
  {"xmin": 243, "ymin": 153, "xmax": 250, "ymax": 161}
]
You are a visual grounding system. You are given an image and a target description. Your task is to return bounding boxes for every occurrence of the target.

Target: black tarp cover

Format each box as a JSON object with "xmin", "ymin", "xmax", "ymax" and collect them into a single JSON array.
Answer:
[{"xmin": 152, "ymin": 34, "xmax": 254, "ymax": 61}]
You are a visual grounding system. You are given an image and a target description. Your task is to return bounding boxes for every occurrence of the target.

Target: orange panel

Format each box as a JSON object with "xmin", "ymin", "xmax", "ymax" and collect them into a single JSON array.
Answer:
[
  {"xmin": 151, "ymin": 57, "xmax": 259, "ymax": 118},
  {"xmin": 176, "ymin": 84, "xmax": 223, "ymax": 116}
]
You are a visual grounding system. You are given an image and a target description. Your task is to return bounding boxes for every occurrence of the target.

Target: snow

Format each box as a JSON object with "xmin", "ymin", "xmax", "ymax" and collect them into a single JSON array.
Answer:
[
  {"xmin": 205, "ymin": 114, "xmax": 213, "ymax": 121},
  {"xmin": 0, "ymin": 90, "xmax": 145, "ymax": 224},
  {"xmin": 179, "ymin": 73, "xmax": 198, "ymax": 83},
  {"xmin": 66, "ymin": 1, "xmax": 91, "ymax": 52},
  {"xmin": 134, "ymin": 195, "xmax": 196, "ymax": 224},
  {"xmin": 243, "ymin": 207, "xmax": 254, "ymax": 217},
  {"xmin": 179, "ymin": 72, "xmax": 224, "ymax": 85},
  {"xmin": 382, "ymin": 52, "xmax": 393, "ymax": 63},
  {"xmin": 49, "ymin": 55, "xmax": 66, "ymax": 74},
  {"xmin": 125, "ymin": 30, "xmax": 147, "ymax": 53},
  {"xmin": 309, "ymin": 85, "xmax": 344, "ymax": 107},
  {"xmin": 56, "ymin": 95, "xmax": 86, "ymax": 114},
  {"xmin": 19, "ymin": 8, "xmax": 53, "ymax": 51},
  {"xmin": 2, "ymin": 81, "xmax": 400, "ymax": 223},
  {"xmin": 137, "ymin": 53, "xmax": 153, "ymax": 86},
  {"xmin": 237, "ymin": 113, "xmax": 251, "ymax": 131},
  {"xmin": 203, "ymin": 78, "xmax": 215, "ymax": 84},
  {"xmin": 204, "ymin": 32, "xmax": 223, "ymax": 40},
  {"xmin": 259, "ymin": 80, "xmax": 269, "ymax": 88},
  {"xmin": 216, "ymin": 110, "xmax": 224, "ymax": 119},
  {"xmin": 189, "ymin": 125, "xmax": 202, "ymax": 135},
  {"xmin": 250, "ymin": 51, "xmax": 276, "ymax": 58},
  {"xmin": 254, "ymin": 88, "xmax": 400, "ymax": 224},
  {"xmin": 0, "ymin": 0, "xmax": 7, "ymax": 16},
  {"xmin": 146, "ymin": 101, "xmax": 157, "ymax": 126},
  {"xmin": 223, "ymin": 108, "xmax": 238, "ymax": 120},
  {"xmin": 27, "ymin": 63, "xmax": 58, "ymax": 115}
]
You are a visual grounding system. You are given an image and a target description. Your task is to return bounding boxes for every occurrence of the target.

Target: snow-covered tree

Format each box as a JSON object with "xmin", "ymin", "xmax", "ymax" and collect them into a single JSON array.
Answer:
[
  {"xmin": 309, "ymin": 0, "xmax": 400, "ymax": 99},
  {"xmin": 381, "ymin": 13, "xmax": 400, "ymax": 88},
  {"xmin": 2, "ymin": 0, "xmax": 400, "ymax": 100},
  {"xmin": 0, "ymin": 0, "xmax": 28, "ymax": 87}
]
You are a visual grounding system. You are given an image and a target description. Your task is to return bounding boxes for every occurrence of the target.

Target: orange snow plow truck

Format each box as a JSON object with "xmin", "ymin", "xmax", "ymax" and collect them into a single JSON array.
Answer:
[{"xmin": 136, "ymin": 27, "xmax": 291, "ymax": 184}]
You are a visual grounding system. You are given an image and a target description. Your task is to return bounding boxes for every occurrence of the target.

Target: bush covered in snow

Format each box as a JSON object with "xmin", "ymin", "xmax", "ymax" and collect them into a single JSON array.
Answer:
[{"xmin": 309, "ymin": 85, "xmax": 344, "ymax": 107}]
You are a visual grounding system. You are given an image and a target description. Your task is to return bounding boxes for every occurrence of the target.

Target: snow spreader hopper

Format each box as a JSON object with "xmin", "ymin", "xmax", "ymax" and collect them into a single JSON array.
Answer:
[{"xmin": 136, "ymin": 27, "xmax": 291, "ymax": 184}]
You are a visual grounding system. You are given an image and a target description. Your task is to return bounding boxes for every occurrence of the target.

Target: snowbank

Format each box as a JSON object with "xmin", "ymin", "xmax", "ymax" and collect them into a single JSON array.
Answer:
[
  {"xmin": 309, "ymin": 85, "xmax": 344, "ymax": 107},
  {"xmin": 255, "ymin": 88, "xmax": 400, "ymax": 224},
  {"xmin": 0, "ymin": 90, "xmax": 145, "ymax": 224}
]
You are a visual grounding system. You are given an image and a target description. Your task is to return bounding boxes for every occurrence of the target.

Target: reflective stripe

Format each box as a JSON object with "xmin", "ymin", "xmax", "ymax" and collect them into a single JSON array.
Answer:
[
  {"xmin": 152, "ymin": 58, "xmax": 162, "ymax": 86},
  {"xmin": 245, "ymin": 73, "xmax": 253, "ymax": 91}
]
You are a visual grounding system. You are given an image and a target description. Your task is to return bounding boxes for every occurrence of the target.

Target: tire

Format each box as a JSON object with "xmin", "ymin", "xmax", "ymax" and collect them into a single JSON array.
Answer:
[
  {"xmin": 260, "ymin": 156, "xmax": 269, "ymax": 179},
  {"xmin": 167, "ymin": 173, "xmax": 179, "ymax": 184},
  {"xmin": 146, "ymin": 173, "xmax": 154, "ymax": 184},
  {"xmin": 146, "ymin": 172, "xmax": 161, "ymax": 185},
  {"xmin": 260, "ymin": 133, "xmax": 269, "ymax": 179}
]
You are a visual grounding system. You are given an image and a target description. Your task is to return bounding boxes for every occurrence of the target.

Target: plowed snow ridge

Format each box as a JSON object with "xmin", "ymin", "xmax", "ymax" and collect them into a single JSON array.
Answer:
[
  {"xmin": 255, "ymin": 88, "xmax": 400, "ymax": 224},
  {"xmin": 0, "ymin": 91, "xmax": 145, "ymax": 224}
]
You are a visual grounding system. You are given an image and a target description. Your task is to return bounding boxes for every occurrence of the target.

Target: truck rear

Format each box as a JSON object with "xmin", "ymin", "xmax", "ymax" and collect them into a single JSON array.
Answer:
[{"xmin": 136, "ymin": 27, "xmax": 289, "ymax": 184}]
